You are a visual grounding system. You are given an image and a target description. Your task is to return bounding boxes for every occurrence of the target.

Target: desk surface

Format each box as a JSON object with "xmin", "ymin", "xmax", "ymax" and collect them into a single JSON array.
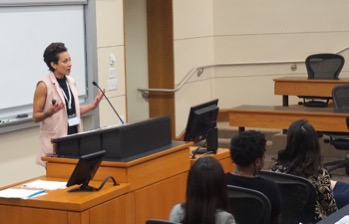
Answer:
[
  {"xmin": 316, "ymin": 204, "xmax": 349, "ymax": 223},
  {"xmin": 0, "ymin": 176, "xmax": 130, "ymax": 211},
  {"xmin": 229, "ymin": 105, "xmax": 349, "ymax": 132},
  {"xmin": 44, "ymin": 142, "xmax": 192, "ymax": 192},
  {"xmin": 43, "ymin": 142, "xmax": 191, "ymax": 223},
  {"xmin": 274, "ymin": 77, "xmax": 349, "ymax": 97},
  {"xmin": 274, "ymin": 76, "xmax": 349, "ymax": 83},
  {"xmin": 231, "ymin": 105, "xmax": 344, "ymax": 115},
  {"xmin": 0, "ymin": 177, "xmax": 132, "ymax": 224},
  {"xmin": 189, "ymin": 147, "xmax": 234, "ymax": 172}
]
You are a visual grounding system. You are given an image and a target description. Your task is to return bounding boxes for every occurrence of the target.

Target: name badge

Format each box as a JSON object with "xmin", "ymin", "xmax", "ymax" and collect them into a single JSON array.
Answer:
[{"xmin": 68, "ymin": 114, "xmax": 80, "ymax": 126}]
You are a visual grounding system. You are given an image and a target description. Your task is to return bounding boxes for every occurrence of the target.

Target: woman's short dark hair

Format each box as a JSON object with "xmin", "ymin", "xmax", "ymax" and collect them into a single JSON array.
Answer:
[
  {"xmin": 277, "ymin": 119, "xmax": 322, "ymax": 177},
  {"xmin": 43, "ymin": 42, "xmax": 67, "ymax": 72},
  {"xmin": 229, "ymin": 130, "xmax": 266, "ymax": 167},
  {"xmin": 182, "ymin": 156, "xmax": 229, "ymax": 224}
]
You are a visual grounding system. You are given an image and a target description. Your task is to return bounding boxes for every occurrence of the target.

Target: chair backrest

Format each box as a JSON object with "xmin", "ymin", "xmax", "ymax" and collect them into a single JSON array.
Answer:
[
  {"xmin": 306, "ymin": 53, "xmax": 345, "ymax": 80},
  {"xmin": 258, "ymin": 170, "xmax": 316, "ymax": 224},
  {"xmin": 145, "ymin": 219, "xmax": 179, "ymax": 224},
  {"xmin": 227, "ymin": 185, "xmax": 271, "ymax": 224},
  {"xmin": 332, "ymin": 84, "xmax": 349, "ymax": 112}
]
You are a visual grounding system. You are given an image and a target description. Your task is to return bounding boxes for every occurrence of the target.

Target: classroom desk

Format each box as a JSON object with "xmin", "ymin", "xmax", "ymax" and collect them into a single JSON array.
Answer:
[
  {"xmin": 189, "ymin": 147, "xmax": 234, "ymax": 173},
  {"xmin": 274, "ymin": 77, "xmax": 349, "ymax": 106},
  {"xmin": 43, "ymin": 142, "xmax": 191, "ymax": 223},
  {"xmin": 0, "ymin": 143, "xmax": 235, "ymax": 224},
  {"xmin": 229, "ymin": 105, "xmax": 349, "ymax": 132},
  {"xmin": 316, "ymin": 204, "xmax": 349, "ymax": 223},
  {"xmin": 0, "ymin": 177, "xmax": 132, "ymax": 224}
]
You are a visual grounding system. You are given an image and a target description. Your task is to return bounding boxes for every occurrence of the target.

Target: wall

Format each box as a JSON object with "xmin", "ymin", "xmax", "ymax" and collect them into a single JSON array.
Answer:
[
  {"xmin": 172, "ymin": 0, "xmax": 349, "ymax": 135},
  {"xmin": 96, "ymin": 0, "xmax": 126, "ymax": 127},
  {"xmin": 0, "ymin": 127, "xmax": 43, "ymax": 187},
  {"xmin": 124, "ymin": 0, "xmax": 150, "ymax": 123},
  {"xmin": 0, "ymin": 0, "xmax": 127, "ymax": 187},
  {"xmin": 212, "ymin": 0, "xmax": 349, "ymax": 109},
  {"xmin": 173, "ymin": 0, "xmax": 215, "ymax": 136},
  {"xmin": 2, "ymin": 0, "xmax": 349, "ymax": 187}
]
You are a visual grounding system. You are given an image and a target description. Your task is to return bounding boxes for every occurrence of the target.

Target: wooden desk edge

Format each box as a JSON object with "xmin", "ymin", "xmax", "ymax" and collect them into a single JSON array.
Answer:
[
  {"xmin": 0, "ymin": 177, "xmax": 131, "ymax": 212},
  {"xmin": 273, "ymin": 77, "xmax": 349, "ymax": 83},
  {"xmin": 43, "ymin": 142, "xmax": 193, "ymax": 168}
]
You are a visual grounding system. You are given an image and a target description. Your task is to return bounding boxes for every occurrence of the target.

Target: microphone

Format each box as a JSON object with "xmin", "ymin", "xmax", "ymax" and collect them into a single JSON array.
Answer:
[{"xmin": 92, "ymin": 81, "xmax": 124, "ymax": 124}]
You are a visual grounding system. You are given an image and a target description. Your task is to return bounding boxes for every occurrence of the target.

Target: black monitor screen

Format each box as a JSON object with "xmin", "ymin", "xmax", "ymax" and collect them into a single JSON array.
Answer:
[
  {"xmin": 66, "ymin": 150, "xmax": 106, "ymax": 192},
  {"xmin": 184, "ymin": 99, "xmax": 219, "ymax": 154}
]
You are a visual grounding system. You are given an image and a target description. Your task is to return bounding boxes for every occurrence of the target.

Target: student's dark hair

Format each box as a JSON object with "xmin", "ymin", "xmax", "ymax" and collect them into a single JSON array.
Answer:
[
  {"xmin": 229, "ymin": 130, "xmax": 266, "ymax": 167},
  {"xmin": 182, "ymin": 157, "xmax": 229, "ymax": 224},
  {"xmin": 43, "ymin": 42, "xmax": 67, "ymax": 72},
  {"xmin": 276, "ymin": 119, "xmax": 322, "ymax": 178}
]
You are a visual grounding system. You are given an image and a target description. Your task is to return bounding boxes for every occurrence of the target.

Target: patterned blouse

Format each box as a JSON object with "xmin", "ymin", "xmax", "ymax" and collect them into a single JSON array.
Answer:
[{"xmin": 271, "ymin": 164, "xmax": 337, "ymax": 221}]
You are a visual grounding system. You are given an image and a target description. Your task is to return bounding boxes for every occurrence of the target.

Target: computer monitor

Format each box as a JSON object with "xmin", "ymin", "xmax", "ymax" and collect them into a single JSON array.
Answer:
[
  {"xmin": 184, "ymin": 99, "xmax": 219, "ymax": 155},
  {"xmin": 66, "ymin": 150, "xmax": 106, "ymax": 192}
]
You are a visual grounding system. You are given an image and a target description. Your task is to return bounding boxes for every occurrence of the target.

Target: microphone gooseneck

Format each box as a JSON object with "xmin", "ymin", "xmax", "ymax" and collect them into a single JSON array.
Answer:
[{"xmin": 92, "ymin": 81, "xmax": 124, "ymax": 124}]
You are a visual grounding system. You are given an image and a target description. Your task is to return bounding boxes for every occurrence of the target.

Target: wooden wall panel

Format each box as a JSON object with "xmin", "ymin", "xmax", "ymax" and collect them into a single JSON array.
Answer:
[{"xmin": 146, "ymin": 0, "xmax": 176, "ymax": 137}]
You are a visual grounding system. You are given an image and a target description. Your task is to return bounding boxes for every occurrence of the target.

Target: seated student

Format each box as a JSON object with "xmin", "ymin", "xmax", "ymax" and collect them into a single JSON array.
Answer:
[
  {"xmin": 226, "ymin": 130, "xmax": 282, "ymax": 224},
  {"xmin": 271, "ymin": 119, "xmax": 340, "ymax": 221},
  {"xmin": 169, "ymin": 157, "xmax": 236, "ymax": 224}
]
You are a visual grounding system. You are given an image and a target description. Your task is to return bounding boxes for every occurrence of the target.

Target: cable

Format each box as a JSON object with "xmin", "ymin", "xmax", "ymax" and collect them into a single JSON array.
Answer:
[{"xmin": 95, "ymin": 176, "xmax": 119, "ymax": 191}]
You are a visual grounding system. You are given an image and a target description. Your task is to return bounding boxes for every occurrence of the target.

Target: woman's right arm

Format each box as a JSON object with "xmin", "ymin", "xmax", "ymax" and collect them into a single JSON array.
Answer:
[
  {"xmin": 32, "ymin": 82, "xmax": 64, "ymax": 122},
  {"xmin": 32, "ymin": 82, "xmax": 48, "ymax": 122}
]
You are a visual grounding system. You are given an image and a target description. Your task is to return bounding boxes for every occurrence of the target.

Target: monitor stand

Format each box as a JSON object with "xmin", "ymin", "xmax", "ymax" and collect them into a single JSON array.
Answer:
[
  {"xmin": 67, "ymin": 176, "xmax": 119, "ymax": 193},
  {"xmin": 68, "ymin": 183, "xmax": 97, "ymax": 192},
  {"xmin": 191, "ymin": 146, "xmax": 210, "ymax": 155},
  {"xmin": 191, "ymin": 127, "xmax": 218, "ymax": 159}
]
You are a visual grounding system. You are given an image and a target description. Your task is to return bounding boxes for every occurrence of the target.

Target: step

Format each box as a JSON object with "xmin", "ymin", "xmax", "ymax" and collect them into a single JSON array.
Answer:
[{"xmin": 217, "ymin": 122, "xmax": 281, "ymax": 141}]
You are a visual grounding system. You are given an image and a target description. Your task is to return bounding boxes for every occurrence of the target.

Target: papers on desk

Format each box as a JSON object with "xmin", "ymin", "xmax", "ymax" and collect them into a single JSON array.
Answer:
[
  {"xmin": 0, "ymin": 180, "xmax": 67, "ymax": 200},
  {"xmin": 336, "ymin": 215, "xmax": 349, "ymax": 224},
  {"xmin": 0, "ymin": 188, "xmax": 46, "ymax": 199},
  {"xmin": 22, "ymin": 180, "xmax": 67, "ymax": 190}
]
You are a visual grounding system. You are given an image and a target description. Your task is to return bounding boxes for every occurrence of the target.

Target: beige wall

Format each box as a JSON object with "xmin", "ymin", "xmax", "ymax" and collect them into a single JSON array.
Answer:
[
  {"xmin": 96, "ymin": 0, "xmax": 126, "ymax": 126},
  {"xmin": 173, "ymin": 0, "xmax": 349, "ymax": 135},
  {"xmin": 2, "ymin": 0, "xmax": 349, "ymax": 186},
  {"xmin": 212, "ymin": 0, "xmax": 349, "ymax": 109},
  {"xmin": 173, "ymin": 0, "xmax": 215, "ymax": 135},
  {"xmin": 0, "ymin": 0, "xmax": 127, "ymax": 187},
  {"xmin": 124, "ymin": 0, "xmax": 150, "ymax": 123},
  {"xmin": 0, "ymin": 127, "xmax": 43, "ymax": 187}
]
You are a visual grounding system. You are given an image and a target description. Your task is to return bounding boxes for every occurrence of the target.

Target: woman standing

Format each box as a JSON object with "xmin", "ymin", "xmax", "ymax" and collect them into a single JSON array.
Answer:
[{"xmin": 33, "ymin": 42, "xmax": 104, "ymax": 166}]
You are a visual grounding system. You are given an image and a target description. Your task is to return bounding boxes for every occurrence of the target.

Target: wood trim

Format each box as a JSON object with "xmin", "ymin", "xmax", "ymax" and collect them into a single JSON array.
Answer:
[
  {"xmin": 146, "ymin": 0, "xmax": 175, "ymax": 138},
  {"xmin": 229, "ymin": 105, "xmax": 349, "ymax": 132},
  {"xmin": 274, "ymin": 77, "xmax": 349, "ymax": 97},
  {"xmin": 217, "ymin": 109, "xmax": 230, "ymax": 122}
]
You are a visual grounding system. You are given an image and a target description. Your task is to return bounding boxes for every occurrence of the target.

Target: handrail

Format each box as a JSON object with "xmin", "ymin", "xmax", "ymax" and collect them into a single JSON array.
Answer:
[{"xmin": 138, "ymin": 46, "xmax": 349, "ymax": 98}]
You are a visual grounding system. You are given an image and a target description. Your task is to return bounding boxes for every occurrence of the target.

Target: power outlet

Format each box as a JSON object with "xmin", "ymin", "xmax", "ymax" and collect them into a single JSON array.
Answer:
[
  {"xmin": 109, "ymin": 68, "xmax": 115, "ymax": 78},
  {"xmin": 107, "ymin": 79, "xmax": 117, "ymax": 90}
]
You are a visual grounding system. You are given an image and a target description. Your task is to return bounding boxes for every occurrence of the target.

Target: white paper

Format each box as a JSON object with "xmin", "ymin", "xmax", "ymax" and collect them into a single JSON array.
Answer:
[
  {"xmin": 22, "ymin": 180, "xmax": 67, "ymax": 190},
  {"xmin": 335, "ymin": 215, "xmax": 349, "ymax": 224},
  {"xmin": 0, "ymin": 188, "xmax": 46, "ymax": 199}
]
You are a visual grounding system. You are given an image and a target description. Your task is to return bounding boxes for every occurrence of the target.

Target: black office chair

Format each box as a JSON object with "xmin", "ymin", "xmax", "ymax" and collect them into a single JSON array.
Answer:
[
  {"xmin": 323, "ymin": 84, "xmax": 349, "ymax": 174},
  {"xmin": 258, "ymin": 170, "xmax": 316, "ymax": 224},
  {"xmin": 145, "ymin": 219, "xmax": 179, "ymax": 224},
  {"xmin": 299, "ymin": 53, "xmax": 345, "ymax": 107},
  {"xmin": 227, "ymin": 185, "xmax": 271, "ymax": 224}
]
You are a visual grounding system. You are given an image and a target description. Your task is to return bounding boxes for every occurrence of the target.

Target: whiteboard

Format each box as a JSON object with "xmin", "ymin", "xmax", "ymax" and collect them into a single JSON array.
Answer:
[{"xmin": 0, "ymin": 5, "xmax": 86, "ymax": 112}]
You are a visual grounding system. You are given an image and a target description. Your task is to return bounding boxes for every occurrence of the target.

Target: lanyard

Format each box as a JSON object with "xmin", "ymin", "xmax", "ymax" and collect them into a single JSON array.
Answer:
[{"xmin": 60, "ymin": 81, "xmax": 72, "ymax": 110}]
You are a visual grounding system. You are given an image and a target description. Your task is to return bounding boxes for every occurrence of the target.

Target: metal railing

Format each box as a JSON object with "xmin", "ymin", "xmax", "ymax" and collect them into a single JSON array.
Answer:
[{"xmin": 138, "ymin": 46, "xmax": 349, "ymax": 98}]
